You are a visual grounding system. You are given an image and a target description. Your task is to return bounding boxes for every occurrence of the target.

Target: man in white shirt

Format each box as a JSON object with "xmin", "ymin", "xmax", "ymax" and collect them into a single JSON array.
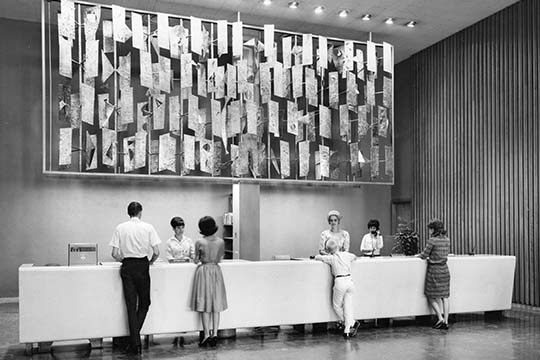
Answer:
[
  {"xmin": 360, "ymin": 219, "xmax": 384, "ymax": 256},
  {"xmin": 110, "ymin": 202, "xmax": 161, "ymax": 354}
]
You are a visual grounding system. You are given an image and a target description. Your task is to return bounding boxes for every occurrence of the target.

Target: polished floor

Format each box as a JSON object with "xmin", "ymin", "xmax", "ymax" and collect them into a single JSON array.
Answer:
[{"xmin": 1, "ymin": 300, "xmax": 540, "ymax": 360}]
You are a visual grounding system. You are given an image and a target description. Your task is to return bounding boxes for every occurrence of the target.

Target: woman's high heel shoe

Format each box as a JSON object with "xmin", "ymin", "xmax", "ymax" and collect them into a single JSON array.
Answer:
[
  {"xmin": 432, "ymin": 320, "xmax": 444, "ymax": 329},
  {"xmin": 199, "ymin": 336, "xmax": 211, "ymax": 347},
  {"xmin": 210, "ymin": 336, "xmax": 218, "ymax": 347}
]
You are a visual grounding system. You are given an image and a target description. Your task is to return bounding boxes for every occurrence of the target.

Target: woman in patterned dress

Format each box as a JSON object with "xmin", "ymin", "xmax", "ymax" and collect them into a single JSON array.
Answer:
[{"xmin": 418, "ymin": 219, "xmax": 451, "ymax": 330}]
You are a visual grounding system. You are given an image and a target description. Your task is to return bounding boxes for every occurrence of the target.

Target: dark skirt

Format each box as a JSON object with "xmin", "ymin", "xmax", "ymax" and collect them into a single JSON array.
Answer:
[
  {"xmin": 191, "ymin": 263, "xmax": 228, "ymax": 313},
  {"xmin": 424, "ymin": 263, "xmax": 450, "ymax": 298}
]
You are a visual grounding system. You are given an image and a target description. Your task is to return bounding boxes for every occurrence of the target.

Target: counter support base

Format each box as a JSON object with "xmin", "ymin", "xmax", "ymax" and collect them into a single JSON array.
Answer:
[
  {"xmin": 37, "ymin": 341, "xmax": 52, "ymax": 353},
  {"xmin": 485, "ymin": 310, "xmax": 504, "ymax": 319},
  {"xmin": 24, "ymin": 343, "xmax": 33, "ymax": 356},
  {"xmin": 89, "ymin": 338, "xmax": 103, "ymax": 349}
]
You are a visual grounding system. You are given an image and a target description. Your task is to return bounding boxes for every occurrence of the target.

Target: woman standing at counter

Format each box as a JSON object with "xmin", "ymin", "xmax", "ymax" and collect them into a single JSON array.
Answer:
[
  {"xmin": 319, "ymin": 210, "xmax": 350, "ymax": 255},
  {"xmin": 191, "ymin": 216, "xmax": 228, "ymax": 347},
  {"xmin": 166, "ymin": 217, "xmax": 195, "ymax": 263},
  {"xmin": 418, "ymin": 219, "xmax": 451, "ymax": 330}
]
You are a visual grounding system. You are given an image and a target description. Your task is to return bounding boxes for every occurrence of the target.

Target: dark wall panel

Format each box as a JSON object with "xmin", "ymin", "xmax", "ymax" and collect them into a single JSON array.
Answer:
[{"xmin": 398, "ymin": 0, "xmax": 539, "ymax": 305}]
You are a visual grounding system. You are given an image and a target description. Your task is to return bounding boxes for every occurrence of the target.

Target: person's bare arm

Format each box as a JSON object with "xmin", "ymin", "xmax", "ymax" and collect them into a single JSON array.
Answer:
[
  {"xmin": 193, "ymin": 241, "xmax": 201, "ymax": 264},
  {"xmin": 150, "ymin": 245, "xmax": 160, "ymax": 264},
  {"xmin": 111, "ymin": 247, "xmax": 123, "ymax": 262}
]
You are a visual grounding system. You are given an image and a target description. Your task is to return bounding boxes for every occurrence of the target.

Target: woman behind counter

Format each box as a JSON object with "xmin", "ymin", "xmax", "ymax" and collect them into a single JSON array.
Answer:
[
  {"xmin": 319, "ymin": 210, "xmax": 350, "ymax": 255},
  {"xmin": 360, "ymin": 219, "xmax": 384, "ymax": 256},
  {"xmin": 191, "ymin": 216, "xmax": 228, "ymax": 347},
  {"xmin": 166, "ymin": 217, "xmax": 195, "ymax": 262},
  {"xmin": 418, "ymin": 219, "xmax": 451, "ymax": 330}
]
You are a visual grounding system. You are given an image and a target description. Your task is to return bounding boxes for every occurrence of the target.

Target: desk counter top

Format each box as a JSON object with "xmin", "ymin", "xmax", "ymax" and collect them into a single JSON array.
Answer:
[{"xmin": 19, "ymin": 255, "xmax": 515, "ymax": 343}]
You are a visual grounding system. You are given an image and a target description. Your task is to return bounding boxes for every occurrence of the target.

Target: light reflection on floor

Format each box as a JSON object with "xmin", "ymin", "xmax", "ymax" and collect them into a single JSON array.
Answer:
[{"xmin": 1, "ymin": 303, "xmax": 540, "ymax": 360}]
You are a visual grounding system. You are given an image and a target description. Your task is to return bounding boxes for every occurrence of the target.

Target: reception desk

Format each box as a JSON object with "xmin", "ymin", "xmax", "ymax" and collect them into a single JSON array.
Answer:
[{"xmin": 19, "ymin": 255, "xmax": 515, "ymax": 347}]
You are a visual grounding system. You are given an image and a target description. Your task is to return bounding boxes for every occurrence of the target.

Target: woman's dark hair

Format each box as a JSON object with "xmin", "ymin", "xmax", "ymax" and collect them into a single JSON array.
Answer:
[
  {"xmin": 199, "ymin": 216, "xmax": 218, "ymax": 236},
  {"xmin": 367, "ymin": 219, "xmax": 380, "ymax": 230},
  {"xmin": 170, "ymin": 217, "xmax": 185, "ymax": 228},
  {"xmin": 127, "ymin": 202, "xmax": 142, "ymax": 217},
  {"xmin": 428, "ymin": 219, "xmax": 447, "ymax": 236}
]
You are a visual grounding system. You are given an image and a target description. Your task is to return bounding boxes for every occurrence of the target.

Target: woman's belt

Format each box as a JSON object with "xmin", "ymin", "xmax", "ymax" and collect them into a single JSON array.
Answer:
[{"xmin": 428, "ymin": 261, "xmax": 447, "ymax": 265}]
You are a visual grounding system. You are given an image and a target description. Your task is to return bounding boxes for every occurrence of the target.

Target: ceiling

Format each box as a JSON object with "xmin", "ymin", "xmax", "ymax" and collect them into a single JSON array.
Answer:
[{"xmin": 1, "ymin": 0, "xmax": 519, "ymax": 63}]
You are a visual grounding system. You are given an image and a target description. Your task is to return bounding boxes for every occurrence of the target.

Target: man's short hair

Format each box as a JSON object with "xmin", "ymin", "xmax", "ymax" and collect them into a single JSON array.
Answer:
[{"xmin": 127, "ymin": 202, "xmax": 143, "ymax": 217}]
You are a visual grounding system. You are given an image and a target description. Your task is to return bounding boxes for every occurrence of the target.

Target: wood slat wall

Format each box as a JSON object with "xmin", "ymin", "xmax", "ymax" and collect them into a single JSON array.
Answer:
[{"xmin": 406, "ymin": 0, "xmax": 539, "ymax": 305}]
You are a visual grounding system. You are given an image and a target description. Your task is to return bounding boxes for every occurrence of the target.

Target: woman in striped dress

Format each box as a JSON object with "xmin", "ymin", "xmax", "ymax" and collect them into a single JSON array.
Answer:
[{"xmin": 418, "ymin": 219, "xmax": 451, "ymax": 330}]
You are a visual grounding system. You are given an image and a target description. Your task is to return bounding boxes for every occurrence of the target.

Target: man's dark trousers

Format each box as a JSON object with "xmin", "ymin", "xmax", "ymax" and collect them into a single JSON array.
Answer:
[{"xmin": 120, "ymin": 257, "xmax": 151, "ymax": 348}]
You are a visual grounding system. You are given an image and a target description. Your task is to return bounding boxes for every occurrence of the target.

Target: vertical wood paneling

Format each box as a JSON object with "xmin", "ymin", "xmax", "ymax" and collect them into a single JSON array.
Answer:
[
  {"xmin": 406, "ymin": 0, "xmax": 540, "ymax": 306},
  {"xmin": 533, "ymin": 0, "xmax": 540, "ymax": 306}
]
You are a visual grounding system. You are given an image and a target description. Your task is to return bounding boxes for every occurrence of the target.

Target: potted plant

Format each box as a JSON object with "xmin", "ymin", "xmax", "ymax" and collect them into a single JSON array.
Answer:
[{"xmin": 392, "ymin": 223, "xmax": 419, "ymax": 256}]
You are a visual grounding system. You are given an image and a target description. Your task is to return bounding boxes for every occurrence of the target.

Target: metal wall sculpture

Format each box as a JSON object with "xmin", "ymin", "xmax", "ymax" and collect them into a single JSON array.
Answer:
[{"xmin": 45, "ymin": 0, "xmax": 394, "ymax": 184}]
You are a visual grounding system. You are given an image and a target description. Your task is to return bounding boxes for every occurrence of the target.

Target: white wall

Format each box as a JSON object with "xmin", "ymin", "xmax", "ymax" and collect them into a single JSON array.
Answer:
[
  {"xmin": 6, "ymin": 178, "xmax": 231, "ymax": 264},
  {"xmin": 259, "ymin": 185, "xmax": 391, "ymax": 260},
  {"xmin": 2, "ymin": 178, "xmax": 390, "ymax": 297}
]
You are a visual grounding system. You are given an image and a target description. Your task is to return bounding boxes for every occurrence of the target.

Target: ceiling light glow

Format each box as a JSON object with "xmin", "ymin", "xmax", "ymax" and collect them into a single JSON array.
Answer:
[
  {"xmin": 385, "ymin": 17, "xmax": 394, "ymax": 25},
  {"xmin": 314, "ymin": 6, "xmax": 324, "ymax": 14},
  {"xmin": 338, "ymin": 10, "xmax": 349, "ymax": 18},
  {"xmin": 361, "ymin": 14, "xmax": 372, "ymax": 21},
  {"xmin": 406, "ymin": 20, "xmax": 416, "ymax": 28},
  {"xmin": 288, "ymin": 1, "xmax": 299, "ymax": 9}
]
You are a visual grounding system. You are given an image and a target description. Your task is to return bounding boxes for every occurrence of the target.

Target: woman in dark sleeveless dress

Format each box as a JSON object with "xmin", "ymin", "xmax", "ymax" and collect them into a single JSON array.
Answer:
[
  {"xmin": 191, "ymin": 216, "xmax": 228, "ymax": 347},
  {"xmin": 418, "ymin": 219, "xmax": 451, "ymax": 330}
]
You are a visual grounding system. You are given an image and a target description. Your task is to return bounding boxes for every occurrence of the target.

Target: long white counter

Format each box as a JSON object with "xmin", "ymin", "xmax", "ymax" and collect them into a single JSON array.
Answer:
[{"xmin": 19, "ymin": 255, "xmax": 515, "ymax": 344}]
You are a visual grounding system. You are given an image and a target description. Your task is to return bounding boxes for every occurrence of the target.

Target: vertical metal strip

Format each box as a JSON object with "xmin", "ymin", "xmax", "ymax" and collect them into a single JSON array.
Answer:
[
  {"xmin": 48, "ymin": 1, "xmax": 53, "ymax": 172},
  {"xmin": 210, "ymin": 22, "xmax": 215, "ymax": 178},
  {"xmin": 42, "ymin": 0, "xmax": 46, "ymax": 173},
  {"xmin": 148, "ymin": 14, "xmax": 153, "ymax": 175},
  {"xmin": 77, "ymin": 4, "xmax": 83, "ymax": 172},
  {"xmin": 112, "ymin": 9, "xmax": 118, "ymax": 174}
]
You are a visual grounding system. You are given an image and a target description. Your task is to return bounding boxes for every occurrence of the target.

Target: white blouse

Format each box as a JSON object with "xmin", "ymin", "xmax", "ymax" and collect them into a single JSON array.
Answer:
[
  {"xmin": 166, "ymin": 235, "xmax": 195, "ymax": 261},
  {"xmin": 319, "ymin": 229, "xmax": 350, "ymax": 255},
  {"xmin": 360, "ymin": 233, "xmax": 384, "ymax": 255}
]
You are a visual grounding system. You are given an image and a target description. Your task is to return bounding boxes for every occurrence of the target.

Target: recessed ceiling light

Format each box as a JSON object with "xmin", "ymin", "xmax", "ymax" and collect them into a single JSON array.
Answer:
[
  {"xmin": 288, "ymin": 1, "xmax": 299, "ymax": 9},
  {"xmin": 262, "ymin": 0, "xmax": 272, "ymax": 5},
  {"xmin": 385, "ymin": 17, "xmax": 394, "ymax": 25},
  {"xmin": 361, "ymin": 14, "xmax": 372, "ymax": 21},
  {"xmin": 406, "ymin": 20, "xmax": 416, "ymax": 28},
  {"xmin": 338, "ymin": 10, "xmax": 349, "ymax": 18},
  {"xmin": 314, "ymin": 6, "xmax": 325, "ymax": 14}
]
